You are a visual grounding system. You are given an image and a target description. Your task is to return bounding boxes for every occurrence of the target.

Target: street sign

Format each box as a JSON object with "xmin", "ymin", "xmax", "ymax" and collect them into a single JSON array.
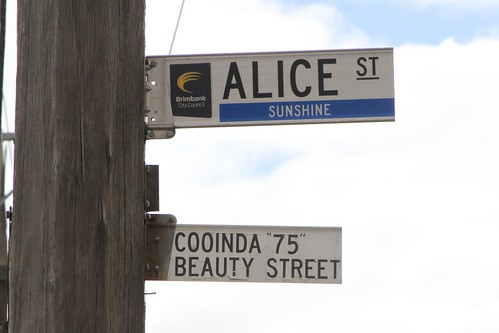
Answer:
[
  {"xmin": 145, "ymin": 48, "xmax": 394, "ymax": 138},
  {"xmin": 146, "ymin": 222, "xmax": 342, "ymax": 284}
]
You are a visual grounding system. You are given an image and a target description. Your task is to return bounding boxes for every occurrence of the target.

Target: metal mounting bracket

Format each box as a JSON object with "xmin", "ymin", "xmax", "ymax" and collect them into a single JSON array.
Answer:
[
  {"xmin": 145, "ymin": 213, "xmax": 177, "ymax": 281},
  {"xmin": 145, "ymin": 58, "xmax": 176, "ymax": 140},
  {"xmin": 145, "ymin": 165, "xmax": 159, "ymax": 212}
]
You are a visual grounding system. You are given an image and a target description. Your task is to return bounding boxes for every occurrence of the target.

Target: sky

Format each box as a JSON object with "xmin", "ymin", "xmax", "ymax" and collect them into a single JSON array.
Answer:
[{"xmin": 3, "ymin": 0, "xmax": 499, "ymax": 332}]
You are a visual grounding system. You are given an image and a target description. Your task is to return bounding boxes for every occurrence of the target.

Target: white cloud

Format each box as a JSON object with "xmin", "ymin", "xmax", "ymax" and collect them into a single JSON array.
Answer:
[
  {"xmin": 145, "ymin": 31, "xmax": 499, "ymax": 332},
  {"xmin": 2, "ymin": 0, "xmax": 17, "ymax": 132},
  {"xmin": 146, "ymin": 0, "xmax": 371, "ymax": 55}
]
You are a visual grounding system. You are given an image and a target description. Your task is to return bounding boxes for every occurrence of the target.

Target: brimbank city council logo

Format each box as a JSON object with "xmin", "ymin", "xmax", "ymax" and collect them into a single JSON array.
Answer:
[{"xmin": 170, "ymin": 63, "xmax": 212, "ymax": 118}]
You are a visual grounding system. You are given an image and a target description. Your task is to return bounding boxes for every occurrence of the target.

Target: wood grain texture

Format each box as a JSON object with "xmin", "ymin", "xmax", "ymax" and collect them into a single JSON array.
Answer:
[{"xmin": 10, "ymin": 0, "xmax": 145, "ymax": 331}]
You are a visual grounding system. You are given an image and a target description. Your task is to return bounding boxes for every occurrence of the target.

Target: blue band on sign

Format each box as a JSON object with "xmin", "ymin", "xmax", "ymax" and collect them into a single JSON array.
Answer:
[{"xmin": 219, "ymin": 98, "xmax": 394, "ymax": 123}]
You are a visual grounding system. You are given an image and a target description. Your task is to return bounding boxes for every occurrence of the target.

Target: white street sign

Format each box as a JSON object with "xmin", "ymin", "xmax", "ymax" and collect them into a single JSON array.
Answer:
[
  {"xmin": 148, "ymin": 224, "xmax": 342, "ymax": 284},
  {"xmin": 145, "ymin": 48, "xmax": 394, "ymax": 135}
]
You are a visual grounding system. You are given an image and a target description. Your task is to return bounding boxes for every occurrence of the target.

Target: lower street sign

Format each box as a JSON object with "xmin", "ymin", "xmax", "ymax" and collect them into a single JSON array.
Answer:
[{"xmin": 146, "ymin": 220, "xmax": 342, "ymax": 284}]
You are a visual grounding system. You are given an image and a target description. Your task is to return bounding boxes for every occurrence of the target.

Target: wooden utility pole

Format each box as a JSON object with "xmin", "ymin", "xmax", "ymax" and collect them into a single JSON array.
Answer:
[{"xmin": 9, "ymin": 0, "xmax": 146, "ymax": 332}]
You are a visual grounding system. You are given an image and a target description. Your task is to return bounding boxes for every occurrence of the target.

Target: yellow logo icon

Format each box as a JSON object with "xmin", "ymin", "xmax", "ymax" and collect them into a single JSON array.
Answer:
[{"xmin": 177, "ymin": 72, "xmax": 202, "ymax": 93}]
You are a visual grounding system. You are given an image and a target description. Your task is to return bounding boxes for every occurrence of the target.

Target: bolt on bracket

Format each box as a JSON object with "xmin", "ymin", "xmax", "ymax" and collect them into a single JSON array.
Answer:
[
  {"xmin": 145, "ymin": 58, "xmax": 176, "ymax": 140},
  {"xmin": 145, "ymin": 213, "xmax": 177, "ymax": 281}
]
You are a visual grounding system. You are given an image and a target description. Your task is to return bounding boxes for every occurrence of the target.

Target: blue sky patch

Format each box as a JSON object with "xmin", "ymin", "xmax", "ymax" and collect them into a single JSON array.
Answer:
[{"xmin": 282, "ymin": 0, "xmax": 499, "ymax": 45}]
